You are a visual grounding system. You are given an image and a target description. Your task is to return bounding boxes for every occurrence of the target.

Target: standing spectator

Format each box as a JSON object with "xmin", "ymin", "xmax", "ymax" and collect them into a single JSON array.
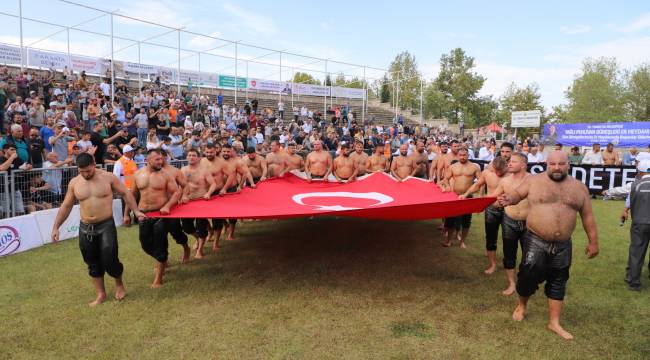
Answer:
[
  {"xmin": 0, "ymin": 82, "xmax": 7, "ymax": 130},
  {"xmin": 0, "ymin": 143, "xmax": 32, "ymax": 214},
  {"xmin": 478, "ymin": 140, "xmax": 494, "ymax": 161},
  {"xmin": 622, "ymin": 160, "xmax": 650, "ymax": 291},
  {"xmin": 28, "ymin": 99, "xmax": 45, "ymax": 128},
  {"xmin": 15, "ymin": 71, "xmax": 30, "ymax": 100},
  {"xmin": 146, "ymin": 128, "xmax": 162, "ymax": 150},
  {"xmin": 278, "ymin": 100, "xmax": 285, "ymax": 120},
  {"xmin": 112, "ymin": 144, "xmax": 137, "ymax": 191},
  {"xmin": 0, "ymin": 124, "xmax": 30, "ymax": 163},
  {"xmin": 568, "ymin": 146, "xmax": 584, "ymax": 165},
  {"xmin": 622, "ymin": 147, "xmax": 639, "ymax": 166},
  {"xmin": 48, "ymin": 122, "xmax": 73, "ymax": 162},
  {"xmin": 103, "ymin": 144, "xmax": 122, "ymax": 165},
  {"xmin": 582, "ymin": 143, "xmax": 603, "ymax": 165},
  {"xmin": 27, "ymin": 127, "xmax": 46, "ymax": 168},
  {"xmin": 100, "ymin": 78, "xmax": 111, "ymax": 99},
  {"xmin": 135, "ymin": 108, "xmax": 150, "ymax": 147},
  {"xmin": 168, "ymin": 127, "xmax": 186, "ymax": 160}
]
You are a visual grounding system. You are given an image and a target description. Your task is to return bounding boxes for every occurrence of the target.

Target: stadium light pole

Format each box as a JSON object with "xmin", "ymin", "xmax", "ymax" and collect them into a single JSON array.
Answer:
[
  {"xmin": 177, "ymin": 29, "xmax": 181, "ymax": 94},
  {"xmin": 234, "ymin": 41, "xmax": 238, "ymax": 105},
  {"xmin": 324, "ymin": 59, "xmax": 328, "ymax": 117},
  {"xmin": 245, "ymin": 60, "xmax": 249, "ymax": 100},
  {"xmin": 110, "ymin": 12, "xmax": 114, "ymax": 104},
  {"xmin": 362, "ymin": 66, "xmax": 366, "ymax": 124},
  {"xmin": 197, "ymin": 52, "xmax": 201, "ymax": 97},
  {"xmin": 420, "ymin": 76, "xmax": 423, "ymax": 125},
  {"xmin": 137, "ymin": 41, "xmax": 141, "ymax": 95},
  {"xmin": 66, "ymin": 27, "xmax": 70, "ymax": 63},
  {"xmin": 279, "ymin": 51, "xmax": 282, "ymax": 104},
  {"xmin": 19, "ymin": 0, "xmax": 23, "ymax": 70},
  {"xmin": 291, "ymin": 67, "xmax": 294, "ymax": 108}
]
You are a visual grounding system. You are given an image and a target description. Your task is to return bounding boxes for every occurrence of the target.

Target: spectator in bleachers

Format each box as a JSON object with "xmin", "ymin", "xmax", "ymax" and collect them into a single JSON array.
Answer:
[
  {"xmin": 103, "ymin": 144, "xmax": 121, "ymax": 165},
  {"xmin": 0, "ymin": 143, "xmax": 31, "ymax": 214},
  {"xmin": 27, "ymin": 127, "xmax": 46, "ymax": 168},
  {"xmin": 623, "ymin": 147, "xmax": 639, "ymax": 166},
  {"xmin": 0, "ymin": 123, "xmax": 30, "ymax": 163},
  {"xmin": 49, "ymin": 122, "xmax": 74, "ymax": 162}
]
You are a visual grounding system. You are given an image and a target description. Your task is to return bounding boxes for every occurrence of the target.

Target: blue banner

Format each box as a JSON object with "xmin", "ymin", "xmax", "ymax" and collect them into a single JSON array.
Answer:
[{"xmin": 542, "ymin": 122, "xmax": 650, "ymax": 147}]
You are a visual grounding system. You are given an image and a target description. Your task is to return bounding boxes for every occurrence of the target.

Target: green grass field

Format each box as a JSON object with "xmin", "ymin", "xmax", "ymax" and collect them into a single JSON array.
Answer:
[{"xmin": 2, "ymin": 200, "xmax": 649, "ymax": 359}]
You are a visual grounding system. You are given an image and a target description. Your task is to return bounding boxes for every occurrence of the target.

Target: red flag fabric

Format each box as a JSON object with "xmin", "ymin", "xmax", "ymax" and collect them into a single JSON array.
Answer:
[{"xmin": 148, "ymin": 172, "xmax": 495, "ymax": 220}]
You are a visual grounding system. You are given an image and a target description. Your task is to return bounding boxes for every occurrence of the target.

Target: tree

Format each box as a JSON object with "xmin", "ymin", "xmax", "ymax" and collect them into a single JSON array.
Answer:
[
  {"xmin": 389, "ymin": 51, "xmax": 421, "ymax": 111},
  {"xmin": 422, "ymin": 82, "xmax": 448, "ymax": 119},
  {"xmin": 625, "ymin": 64, "xmax": 650, "ymax": 121},
  {"xmin": 498, "ymin": 82, "xmax": 545, "ymax": 127},
  {"xmin": 324, "ymin": 74, "xmax": 332, "ymax": 87},
  {"xmin": 380, "ymin": 75, "xmax": 390, "ymax": 103},
  {"xmin": 564, "ymin": 57, "xmax": 626, "ymax": 123},
  {"xmin": 434, "ymin": 48, "xmax": 485, "ymax": 123},
  {"xmin": 292, "ymin": 72, "xmax": 320, "ymax": 85}
]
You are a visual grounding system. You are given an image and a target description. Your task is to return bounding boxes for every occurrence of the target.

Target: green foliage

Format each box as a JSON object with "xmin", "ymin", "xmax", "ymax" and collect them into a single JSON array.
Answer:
[
  {"xmin": 324, "ymin": 74, "xmax": 332, "ymax": 87},
  {"xmin": 380, "ymin": 74, "xmax": 390, "ymax": 103},
  {"xmin": 434, "ymin": 48, "xmax": 485, "ymax": 123},
  {"xmin": 292, "ymin": 72, "xmax": 321, "ymax": 85},
  {"xmin": 564, "ymin": 57, "xmax": 626, "ymax": 123},
  {"xmin": 498, "ymin": 82, "xmax": 545, "ymax": 126},
  {"xmin": 624, "ymin": 63, "xmax": 650, "ymax": 121},
  {"xmin": 389, "ymin": 51, "xmax": 421, "ymax": 111}
]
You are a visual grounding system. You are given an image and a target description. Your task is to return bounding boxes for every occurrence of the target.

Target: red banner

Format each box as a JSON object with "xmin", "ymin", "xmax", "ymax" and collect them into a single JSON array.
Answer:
[{"xmin": 149, "ymin": 172, "xmax": 495, "ymax": 220}]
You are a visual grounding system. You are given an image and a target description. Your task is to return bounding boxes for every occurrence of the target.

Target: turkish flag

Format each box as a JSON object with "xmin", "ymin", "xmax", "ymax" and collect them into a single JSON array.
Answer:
[{"xmin": 149, "ymin": 172, "xmax": 495, "ymax": 220}]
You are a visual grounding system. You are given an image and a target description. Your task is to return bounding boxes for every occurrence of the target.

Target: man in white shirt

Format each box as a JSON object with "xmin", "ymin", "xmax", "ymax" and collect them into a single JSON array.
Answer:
[
  {"xmin": 278, "ymin": 101, "xmax": 285, "ymax": 119},
  {"xmin": 478, "ymin": 140, "xmax": 494, "ymax": 161},
  {"xmin": 100, "ymin": 79, "xmax": 111, "ymax": 98},
  {"xmin": 302, "ymin": 118, "xmax": 313, "ymax": 134},
  {"xmin": 582, "ymin": 143, "xmax": 603, "ymax": 165},
  {"xmin": 527, "ymin": 146, "xmax": 544, "ymax": 163}
]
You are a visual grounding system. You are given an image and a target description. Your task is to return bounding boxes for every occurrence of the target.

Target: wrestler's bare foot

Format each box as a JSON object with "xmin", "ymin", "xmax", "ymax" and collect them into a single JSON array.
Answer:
[
  {"xmin": 484, "ymin": 264, "xmax": 497, "ymax": 274},
  {"xmin": 512, "ymin": 304, "xmax": 526, "ymax": 321},
  {"xmin": 212, "ymin": 244, "xmax": 220, "ymax": 252},
  {"xmin": 115, "ymin": 285, "xmax": 126, "ymax": 301},
  {"xmin": 195, "ymin": 250, "xmax": 204, "ymax": 259},
  {"xmin": 151, "ymin": 281, "xmax": 162, "ymax": 289},
  {"xmin": 89, "ymin": 293, "xmax": 106, "ymax": 307},
  {"xmin": 502, "ymin": 284, "xmax": 516, "ymax": 296},
  {"xmin": 442, "ymin": 240, "xmax": 452, "ymax": 247},
  {"xmin": 548, "ymin": 323, "xmax": 574, "ymax": 340},
  {"xmin": 180, "ymin": 246, "xmax": 190, "ymax": 264},
  {"xmin": 192, "ymin": 241, "xmax": 198, "ymax": 250},
  {"xmin": 459, "ymin": 241, "xmax": 467, "ymax": 249}
]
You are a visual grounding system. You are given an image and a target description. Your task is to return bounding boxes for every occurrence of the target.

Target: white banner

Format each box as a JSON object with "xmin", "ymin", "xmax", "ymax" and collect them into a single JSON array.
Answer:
[
  {"xmin": 157, "ymin": 67, "xmax": 175, "ymax": 84},
  {"xmin": 293, "ymin": 83, "xmax": 330, "ymax": 97},
  {"xmin": 124, "ymin": 61, "xmax": 157, "ymax": 75},
  {"xmin": 331, "ymin": 86, "xmax": 366, "ymax": 99},
  {"xmin": 199, "ymin": 72, "xmax": 219, "ymax": 87},
  {"xmin": 70, "ymin": 55, "xmax": 102, "ymax": 74},
  {"xmin": 248, "ymin": 78, "xmax": 291, "ymax": 94},
  {"xmin": 511, "ymin": 110, "xmax": 541, "ymax": 128},
  {"xmin": 0, "ymin": 44, "xmax": 23, "ymax": 65},
  {"xmin": 178, "ymin": 70, "xmax": 200, "ymax": 85},
  {"xmin": 28, "ymin": 49, "xmax": 70, "ymax": 70},
  {"xmin": 0, "ymin": 214, "xmax": 44, "ymax": 257},
  {"xmin": 36, "ymin": 199, "xmax": 123, "ymax": 244}
]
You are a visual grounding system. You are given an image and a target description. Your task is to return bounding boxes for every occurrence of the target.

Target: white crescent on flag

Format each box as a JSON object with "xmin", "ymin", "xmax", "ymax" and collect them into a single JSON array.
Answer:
[{"xmin": 291, "ymin": 192, "xmax": 394, "ymax": 211}]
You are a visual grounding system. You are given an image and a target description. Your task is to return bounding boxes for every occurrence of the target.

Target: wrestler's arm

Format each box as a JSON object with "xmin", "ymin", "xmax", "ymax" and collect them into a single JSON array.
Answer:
[
  {"xmin": 160, "ymin": 174, "xmax": 180, "ymax": 214},
  {"xmin": 220, "ymin": 171, "xmax": 237, "ymax": 195},
  {"xmin": 440, "ymin": 166, "xmax": 452, "ymax": 191},
  {"xmin": 579, "ymin": 184, "xmax": 599, "ymax": 258},
  {"xmin": 110, "ymin": 173, "xmax": 145, "ymax": 219},
  {"xmin": 260, "ymin": 158, "xmax": 268, "ymax": 180},
  {"xmin": 323, "ymin": 155, "xmax": 332, "ymax": 181},
  {"xmin": 304, "ymin": 155, "xmax": 312, "ymax": 179},
  {"xmin": 204, "ymin": 171, "xmax": 218, "ymax": 199},
  {"xmin": 51, "ymin": 179, "xmax": 77, "ymax": 242},
  {"xmin": 238, "ymin": 162, "xmax": 255, "ymax": 188},
  {"xmin": 349, "ymin": 160, "xmax": 359, "ymax": 182},
  {"xmin": 408, "ymin": 158, "xmax": 418, "ymax": 178},
  {"xmin": 499, "ymin": 177, "xmax": 531, "ymax": 206},
  {"xmin": 180, "ymin": 170, "xmax": 191, "ymax": 203},
  {"xmin": 389, "ymin": 158, "xmax": 400, "ymax": 180},
  {"xmin": 331, "ymin": 158, "xmax": 341, "ymax": 182},
  {"xmin": 459, "ymin": 172, "xmax": 487, "ymax": 199}
]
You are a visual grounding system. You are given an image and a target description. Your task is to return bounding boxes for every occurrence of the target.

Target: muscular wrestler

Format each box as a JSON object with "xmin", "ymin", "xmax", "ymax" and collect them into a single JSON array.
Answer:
[
  {"xmin": 161, "ymin": 153, "xmax": 190, "ymax": 263},
  {"xmin": 366, "ymin": 142, "xmax": 389, "ymax": 173},
  {"xmin": 243, "ymin": 147, "xmax": 267, "ymax": 186},
  {"xmin": 441, "ymin": 148, "xmax": 481, "ymax": 248},
  {"xmin": 437, "ymin": 140, "xmax": 460, "ymax": 182},
  {"xmin": 305, "ymin": 140, "xmax": 332, "ymax": 182},
  {"xmin": 410, "ymin": 140, "xmax": 429, "ymax": 179},
  {"xmin": 221, "ymin": 144, "xmax": 254, "ymax": 241},
  {"xmin": 180, "ymin": 149, "xmax": 218, "ymax": 259},
  {"xmin": 492, "ymin": 153, "xmax": 530, "ymax": 295},
  {"xmin": 201, "ymin": 144, "xmax": 232, "ymax": 250},
  {"xmin": 284, "ymin": 142, "xmax": 304, "ymax": 173},
  {"xmin": 390, "ymin": 144, "xmax": 417, "ymax": 181},
  {"xmin": 265, "ymin": 140, "xmax": 287, "ymax": 178},
  {"xmin": 133, "ymin": 149, "xmax": 181, "ymax": 288},
  {"xmin": 332, "ymin": 142, "xmax": 358, "ymax": 182},
  {"xmin": 349, "ymin": 141, "xmax": 369, "ymax": 176},
  {"xmin": 459, "ymin": 156, "xmax": 508, "ymax": 273},
  {"xmin": 498, "ymin": 151, "xmax": 599, "ymax": 340},
  {"xmin": 602, "ymin": 143, "xmax": 620, "ymax": 165},
  {"xmin": 52, "ymin": 153, "xmax": 145, "ymax": 306}
]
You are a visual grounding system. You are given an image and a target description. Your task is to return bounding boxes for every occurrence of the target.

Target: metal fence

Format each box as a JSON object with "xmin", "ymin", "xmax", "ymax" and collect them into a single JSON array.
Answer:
[{"xmin": 1, "ymin": 159, "xmax": 189, "ymax": 220}]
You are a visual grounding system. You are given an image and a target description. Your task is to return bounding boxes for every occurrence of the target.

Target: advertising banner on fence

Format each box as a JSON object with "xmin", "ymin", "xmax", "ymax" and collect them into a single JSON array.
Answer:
[
  {"xmin": 70, "ymin": 55, "xmax": 102, "ymax": 74},
  {"xmin": 542, "ymin": 122, "xmax": 650, "ymax": 148},
  {"xmin": 199, "ymin": 72, "xmax": 219, "ymax": 87},
  {"xmin": 27, "ymin": 49, "xmax": 70, "ymax": 70},
  {"xmin": 473, "ymin": 160, "xmax": 637, "ymax": 194},
  {"xmin": 331, "ymin": 86, "xmax": 366, "ymax": 99},
  {"xmin": 0, "ymin": 44, "xmax": 22, "ymax": 65},
  {"xmin": 36, "ymin": 199, "xmax": 123, "ymax": 245},
  {"xmin": 0, "ymin": 214, "xmax": 44, "ymax": 257},
  {"xmin": 219, "ymin": 75, "xmax": 247, "ymax": 89},
  {"xmin": 124, "ymin": 61, "xmax": 157, "ymax": 75},
  {"xmin": 293, "ymin": 83, "xmax": 330, "ymax": 97},
  {"xmin": 248, "ymin": 78, "xmax": 291, "ymax": 94}
]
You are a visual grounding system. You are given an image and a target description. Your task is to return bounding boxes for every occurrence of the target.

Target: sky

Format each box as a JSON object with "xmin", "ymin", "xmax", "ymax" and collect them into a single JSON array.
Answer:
[{"xmin": 1, "ymin": 0, "xmax": 649, "ymax": 109}]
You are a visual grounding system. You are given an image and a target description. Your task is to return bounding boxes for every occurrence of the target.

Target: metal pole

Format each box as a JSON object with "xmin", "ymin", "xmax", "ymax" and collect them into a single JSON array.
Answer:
[
  {"xmin": 245, "ymin": 61, "xmax": 248, "ymax": 100},
  {"xmin": 66, "ymin": 27, "xmax": 71, "ymax": 63},
  {"xmin": 137, "ymin": 41, "xmax": 141, "ymax": 95},
  {"xmin": 396, "ymin": 73, "xmax": 399, "ymax": 121},
  {"xmin": 362, "ymin": 66, "xmax": 366, "ymax": 124},
  {"xmin": 324, "ymin": 60, "xmax": 327, "ymax": 118},
  {"xmin": 110, "ymin": 13, "xmax": 114, "ymax": 104},
  {"xmin": 177, "ymin": 29, "xmax": 181, "ymax": 95},
  {"xmin": 278, "ymin": 51, "xmax": 282, "ymax": 104},
  {"xmin": 19, "ymin": 0, "xmax": 23, "ymax": 70},
  {"xmin": 197, "ymin": 52, "xmax": 201, "ymax": 97},
  {"xmin": 420, "ymin": 76, "xmax": 423, "ymax": 125},
  {"xmin": 291, "ymin": 67, "xmax": 294, "ymax": 109},
  {"xmin": 234, "ymin": 42, "xmax": 238, "ymax": 105}
]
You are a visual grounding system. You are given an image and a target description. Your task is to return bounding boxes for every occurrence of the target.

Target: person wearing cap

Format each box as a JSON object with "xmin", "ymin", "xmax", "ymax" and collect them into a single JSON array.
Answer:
[
  {"xmin": 622, "ymin": 160, "xmax": 650, "ymax": 291},
  {"xmin": 49, "ymin": 122, "xmax": 74, "ymax": 162},
  {"xmin": 568, "ymin": 146, "xmax": 583, "ymax": 165},
  {"xmin": 113, "ymin": 144, "xmax": 137, "ymax": 192}
]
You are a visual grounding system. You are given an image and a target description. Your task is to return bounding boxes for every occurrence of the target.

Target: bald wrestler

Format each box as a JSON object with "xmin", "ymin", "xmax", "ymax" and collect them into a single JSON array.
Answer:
[
  {"xmin": 441, "ymin": 148, "xmax": 481, "ymax": 248},
  {"xmin": 349, "ymin": 141, "xmax": 369, "ymax": 177},
  {"xmin": 459, "ymin": 156, "xmax": 508, "ymax": 273},
  {"xmin": 332, "ymin": 142, "xmax": 358, "ymax": 182},
  {"xmin": 133, "ymin": 149, "xmax": 181, "ymax": 288},
  {"xmin": 305, "ymin": 140, "xmax": 332, "ymax": 182},
  {"xmin": 180, "ymin": 148, "xmax": 218, "ymax": 259},
  {"xmin": 390, "ymin": 144, "xmax": 418, "ymax": 181},
  {"xmin": 498, "ymin": 151, "xmax": 599, "ymax": 340},
  {"xmin": 52, "ymin": 153, "xmax": 145, "ymax": 306},
  {"xmin": 366, "ymin": 142, "xmax": 389, "ymax": 173}
]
